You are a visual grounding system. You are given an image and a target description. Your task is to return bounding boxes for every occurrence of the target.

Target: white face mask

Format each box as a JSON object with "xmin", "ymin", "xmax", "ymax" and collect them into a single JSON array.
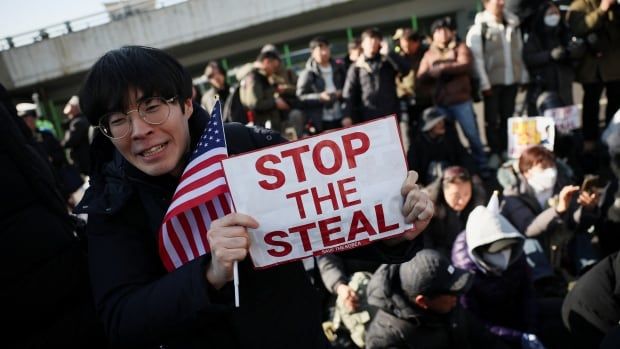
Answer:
[
  {"xmin": 528, "ymin": 167, "xmax": 558, "ymax": 193},
  {"xmin": 482, "ymin": 249, "xmax": 511, "ymax": 271},
  {"xmin": 544, "ymin": 14, "xmax": 561, "ymax": 27}
]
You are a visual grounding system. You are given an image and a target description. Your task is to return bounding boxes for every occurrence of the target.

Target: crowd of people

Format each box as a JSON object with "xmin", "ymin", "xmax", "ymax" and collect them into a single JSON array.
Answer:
[{"xmin": 3, "ymin": 0, "xmax": 620, "ymax": 348}]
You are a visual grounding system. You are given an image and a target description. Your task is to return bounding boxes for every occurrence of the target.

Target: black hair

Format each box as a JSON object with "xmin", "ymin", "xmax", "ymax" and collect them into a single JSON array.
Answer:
[
  {"xmin": 309, "ymin": 36, "xmax": 329, "ymax": 50},
  {"xmin": 361, "ymin": 27, "xmax": 383, "ymax": 41},
  {"xmin": 256, "ymin": 50, "xmax": 281, "ymax": 62},
  {"xmin": 204, "ymin": 60, "xmax": 226, "ymax": 78},
  {"xmin": 79, "ymin": 45, "xmax": 192, "ymax": 126}
]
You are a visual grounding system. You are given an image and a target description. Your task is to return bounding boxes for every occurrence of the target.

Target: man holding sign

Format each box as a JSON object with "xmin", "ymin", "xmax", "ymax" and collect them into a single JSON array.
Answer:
[{"xmin": 76, "ymin": 46, "xmax": 433, "ymax": 349}]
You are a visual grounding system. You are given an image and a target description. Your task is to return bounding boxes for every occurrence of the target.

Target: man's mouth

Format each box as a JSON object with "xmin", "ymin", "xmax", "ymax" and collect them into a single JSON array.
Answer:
[{"xmin": 140, "ymin": 143, "xmax": 167, "ymax": 157}]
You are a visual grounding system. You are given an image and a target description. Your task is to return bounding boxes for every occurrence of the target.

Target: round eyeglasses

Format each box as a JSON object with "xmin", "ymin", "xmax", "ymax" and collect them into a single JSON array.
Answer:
[{"xmin": 97, "ymin": 96, "xmax": 177, "ymax": 139}]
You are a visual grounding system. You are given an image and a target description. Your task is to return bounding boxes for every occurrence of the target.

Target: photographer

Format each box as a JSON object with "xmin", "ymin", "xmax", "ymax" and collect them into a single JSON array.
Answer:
[{"xmin": 567, "ymin": 0, "xmax": 620, "ymax": 153}]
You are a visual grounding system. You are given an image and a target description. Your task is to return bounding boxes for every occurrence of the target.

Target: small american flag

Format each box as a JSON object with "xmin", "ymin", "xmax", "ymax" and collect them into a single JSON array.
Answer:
[{"xmin": 158, "ymin": 100, "xmax": 233, "ymax": 272}]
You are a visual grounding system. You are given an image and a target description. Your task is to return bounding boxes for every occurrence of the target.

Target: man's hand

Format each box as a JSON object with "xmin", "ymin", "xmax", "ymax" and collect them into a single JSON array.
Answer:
[
  {"xmin": 600, "ymin": 0, "xmax": 615, "ymax": 12},
  {"xmin": 556, "ymin": 185, "xmax": 580, "ymax": 214},
  {"xmin": 400, "ymin": 171, "xmax": 434, "ymax": 240},
  {"xmin": 336, "ymin": 283, "xmax": 359, "ymax": 312},
  {"xmin": 275, "ymin": 97, "xmax": 290, "ymax": 111},
  {"xmin": 577, "ymin": 190, "xmax": 600, "ymax": 211},
  {"xmin": 319, "ymin": 91, "xmax": 332, "ymax": 103},
  {"xmin": 206, "ymin": 213, "xmax": 258, "ymax": 289},
  {"xmin": 341, "ymin": 116, "xmax": 353, "ymax": 128}
]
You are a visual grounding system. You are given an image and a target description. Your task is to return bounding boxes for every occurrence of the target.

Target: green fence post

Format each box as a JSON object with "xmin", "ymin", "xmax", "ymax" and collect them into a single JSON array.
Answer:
[
  {"xmin": 410, "ymin": 15, "xmax": 418, "ymax": 31},
  {"xmin": 220, "ymin": 58, "xmax": 230, "ymax": 84},
  {"xmin": 46, "ymin": 100, "xmax": 63, "ymax": 138},
  {"xmin": 346, "ymin": 27, "xmax": 354, "ymax": 42},
  {"xmin": 282, "ymin": 44, "xmax": 292, "ymax": 68}
]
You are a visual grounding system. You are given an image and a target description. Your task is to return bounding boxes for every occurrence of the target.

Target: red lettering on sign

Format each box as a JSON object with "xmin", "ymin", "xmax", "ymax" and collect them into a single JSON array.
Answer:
[
  {"xmin": 338, "ymin": 176, "xmax": 361, "ymax": 207},
  {"xmin": 375, "ymin": 204, "xmax": 399, "ymax": 233},
  {"xmin": 289, "ymin": 222, "xmax": 316, "ymax": 252},
  {"xmin": 311, "ymin": 182, "xmax": 339, "ymax": 215},
  {"xmin": 265, "ymin": 231, "xmax": 292, "ymax": 257},
  {"xmin": 348, "ymin": 209, "xmax": 377, "ymax": 241},
  {"xmin": 342, "ymin": 132, "xmax": 370, "ymax": 169},
  {"xmin": 286, "ymin": 189, "xmax": 310, "ymax": 219},
  {"xmin": 256, "ymin": 154, "xmax": 285, "ymax": 190},
  {"xmin": 281, "ymin": 145, "xmax": 310, "ymax": 183},
  {"xmin": 319, "ymin": 216, "xmax": 344, "ymax": 247},
  {"xmin": 312, "ymin": 140, "xmax": 343, "ymax": 175}
]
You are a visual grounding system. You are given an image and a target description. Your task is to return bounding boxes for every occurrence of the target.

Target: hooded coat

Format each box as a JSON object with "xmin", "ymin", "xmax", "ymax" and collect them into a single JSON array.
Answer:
[
  {"xmin": 451, "ymin": 206, "xmax": 537, "ymax": 346},
  {"xmin": 75, "ymin": 105, "xmax": 423, "ymax": 348}
]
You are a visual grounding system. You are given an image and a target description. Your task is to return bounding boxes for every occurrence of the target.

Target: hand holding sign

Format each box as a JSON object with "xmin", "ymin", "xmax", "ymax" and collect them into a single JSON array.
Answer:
[{"xmin": 222, "ymin": 117, "xmax": 432, "ymax": 268}]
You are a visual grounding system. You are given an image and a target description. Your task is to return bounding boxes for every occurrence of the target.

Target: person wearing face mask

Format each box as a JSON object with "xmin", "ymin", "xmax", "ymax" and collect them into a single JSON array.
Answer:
[
  {"xmin": 522, "ymin": 1, "xmax": 577, "ymax": 116},
  {"xmin": 424, "ymin": 166, "xmax": 486, "ymax": 258},
  {"xmin": 451, "ymin": 198, "xmax": 544, "ymax": 349},
  {"xmin": 499, "ymin": 146, "xmax": 602, "ymax": 280}
]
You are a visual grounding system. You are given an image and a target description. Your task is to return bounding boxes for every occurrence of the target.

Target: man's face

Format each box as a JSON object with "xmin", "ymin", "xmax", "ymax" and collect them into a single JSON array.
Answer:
[
  {"xmin": 433, "ymin": 27, "xmax": 454, "ymax": 46},
  {"xmin": 312, "ymin": 44, "xmax": 331, "ymax": 65},
  {"xmin": 362, "ymin": 35, "xmax": 381, "ymax": 57},
  {"xmin": 400, "ymin": 37, "xmax": 420, "ymax": 55},
  {"xmin": 208, "ymin": 69, "xmax": 226, "ymax": 89},
  {"xmin": 424, "ymin": 294, "xmax": 458, "ymax": 314},
  {"xmin": 484, "ymin": 0, "xmax": 505, "ymax": 17},
  {"xmin": 22, "ymin": 115, "xmax": 37, "ymax": 132},
  {"xmin": 428, "ymin": 119, "xmax": 446, "ymax": 138},
  {"xmin": 110, "ymin": 89, "xmax": 193, "ymax": 177},
  {"xmin": 262, "ymin": 58, "xmax": 280, "ymax": 76}
]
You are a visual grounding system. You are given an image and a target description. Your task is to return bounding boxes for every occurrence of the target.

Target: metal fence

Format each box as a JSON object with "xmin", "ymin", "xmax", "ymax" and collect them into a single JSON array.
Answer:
[{"xmin": 0, "ymin": 0, "xmax": 186, "ymax": 51}]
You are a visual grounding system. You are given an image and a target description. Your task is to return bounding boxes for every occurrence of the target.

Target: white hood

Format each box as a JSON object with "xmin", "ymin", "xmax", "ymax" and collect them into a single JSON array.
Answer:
[{"xmin": 465, "ymin": 205, "xmax": 524, "ymax": 274}]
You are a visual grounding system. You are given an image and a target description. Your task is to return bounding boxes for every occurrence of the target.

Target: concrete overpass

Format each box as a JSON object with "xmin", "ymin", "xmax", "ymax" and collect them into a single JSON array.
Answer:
[{"xmin": 1, "ymin": 0, "xmax": 477, "ymax": 103}]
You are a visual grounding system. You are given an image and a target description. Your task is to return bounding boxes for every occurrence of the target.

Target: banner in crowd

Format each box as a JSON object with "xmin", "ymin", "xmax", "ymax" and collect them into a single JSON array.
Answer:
[
  {"xmin": 543, "ymin": 105, "xmax": 581, "ymax": 135},
  {"xmin": 508, "ymin": 116, "xmax": 555, "ymax": 159},
  {"xmin": 222, "ymin": 116, "xmax": 413, "ymax": 268}
]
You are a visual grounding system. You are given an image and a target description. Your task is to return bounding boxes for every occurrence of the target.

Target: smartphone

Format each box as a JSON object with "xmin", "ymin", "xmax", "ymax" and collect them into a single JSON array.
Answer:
[{"xmin": 581, "ymin": 174, "xmax": 604, "ymax": 194}]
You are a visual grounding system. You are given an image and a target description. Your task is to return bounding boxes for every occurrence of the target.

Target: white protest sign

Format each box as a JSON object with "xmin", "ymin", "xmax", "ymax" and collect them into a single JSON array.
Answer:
[
  {"xmin": 508, "ymin": 116, "xmax": 555, "ymax": 159},
  {"xmin": 543, "ymin": 105, "xmax": 581, "ymax": 135},
  {"xmin": 222, "ymin": 116, "xmax": 413, "ymax": 268}
]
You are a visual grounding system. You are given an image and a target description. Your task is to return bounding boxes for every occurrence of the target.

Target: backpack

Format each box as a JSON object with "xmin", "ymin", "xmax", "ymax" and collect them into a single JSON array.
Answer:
[{"xmin": 223, "ymin": 83, "xmax": 248, "ymax": 124}]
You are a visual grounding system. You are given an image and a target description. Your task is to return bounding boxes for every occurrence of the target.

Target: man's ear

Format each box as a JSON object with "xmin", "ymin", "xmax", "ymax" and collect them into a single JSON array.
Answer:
[
  {"xmin": 414, "ymin": 295, "xmax": 428, "ymax": 309},
  {"xmin": 183, "ymin": 98, "xmax": 193, "ymax": 119}
]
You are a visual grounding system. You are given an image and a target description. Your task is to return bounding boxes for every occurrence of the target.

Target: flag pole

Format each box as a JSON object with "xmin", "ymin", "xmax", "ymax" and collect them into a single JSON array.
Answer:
[{"xmin": 214, "ymin": 94, "xmax": 240, "ymax": 307}]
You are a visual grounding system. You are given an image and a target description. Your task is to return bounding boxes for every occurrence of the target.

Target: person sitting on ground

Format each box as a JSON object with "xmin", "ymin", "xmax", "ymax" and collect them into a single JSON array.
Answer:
[
  {"xmin": 424, "ymin": 166, "xmax": 486, "ymax": 258},
  {"xmin": 408, "ymin": 107, "xmax": 479, "ymax": 186},
  {"xmin": 451, "ymin": 199, "xmax": 542, "ymax": 349},
  {"xmin": 365, "ymin": 249, "xmax": 508, "ymax": 349}
]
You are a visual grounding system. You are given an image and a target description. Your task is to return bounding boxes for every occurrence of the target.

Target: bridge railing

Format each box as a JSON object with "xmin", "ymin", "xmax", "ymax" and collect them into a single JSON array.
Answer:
[{"xmin": 0, "ymin": 0, "xmax": 186, "ymax": 51}]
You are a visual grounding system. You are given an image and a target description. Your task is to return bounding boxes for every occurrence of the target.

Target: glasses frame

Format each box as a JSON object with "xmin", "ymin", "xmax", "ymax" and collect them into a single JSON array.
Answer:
[{"xmin": 97, "ymin": 96, "xmax": 177, "ymax": 140}]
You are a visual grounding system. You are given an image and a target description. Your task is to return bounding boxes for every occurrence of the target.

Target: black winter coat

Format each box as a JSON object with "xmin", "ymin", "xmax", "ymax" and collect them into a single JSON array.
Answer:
[
  {"xmin": 296, "ymin": 58, "xmax": 346, "ymax": 132},
  {"xmin": 365, "ymin": 264, "xmax": 507, "ymax": 349},
  {"xmin": 62, "ymin": 114, "xmax": 91, "ymax": 174},
  {"xmin": 0, "ymin": 105, "xmax": 106, "ymax": 348},
  {"xmin": 343, "ymin": 53, "xmax": 408, "ymax": 123},
  {"xmin": 76, "ymin": 106, "xmax": 422, "ymax": 348}
]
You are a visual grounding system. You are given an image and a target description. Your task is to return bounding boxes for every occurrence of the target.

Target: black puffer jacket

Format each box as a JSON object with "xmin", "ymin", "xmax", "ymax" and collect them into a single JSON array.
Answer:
[
  {"xmin": 76, "ymin": 106, "xmax": 423, "ymax": 348},
  {"xmin": 0, "ymin": 104, "xmax": 106, "ymax": 348},
  {"xmin": 343, "ymin": 53, "xmax": 408, "ymax": 123},
  {"xmin": 365, "ymin": 264, "xmax": 507, "ymax": 349}
]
